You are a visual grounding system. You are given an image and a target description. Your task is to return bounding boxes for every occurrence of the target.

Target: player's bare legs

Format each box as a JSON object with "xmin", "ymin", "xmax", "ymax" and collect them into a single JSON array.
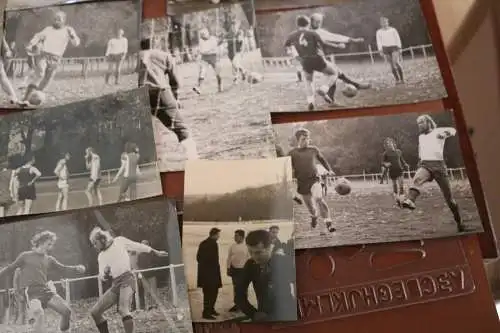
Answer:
[
  {"xmin": 0, "ymin": 62, "xmax": 18, "ymax": 104},
  {"xmin": 390, "ymin": 50, "xmax": 404, "ymax": 84},
  {"xmin": 318, "ymin": 63, "xmax": 342, "ymax": 107},
  {"xmin": 29, "ymin": 299, "xmax": 46, "ymax": 333},
  {"xmin": 301, "ymin": 193, "xmax": 319, "ymax": 227},
  {"xmin": 47, "ymin": 294, "xmax": 72, "ymax": 332},
  {"xmin": 55, "ymin": 186, "xmax": 69, "ymax": 211},
  {"xmin": 117, "ymin": 286, "xmax": 135, "ymax": 333},
  {"xmin": 434, "ymin": 173, "xmax": 464, "ymax": 231},
  {"xmin": 23, "ymin": 199, "xmax": 33, "ymax": 215},
  {"xmin": 91, "ymin": 289, "xmax": 118, "ymax": 333},
  {"xmin": 302, "ymin": 71, "xmax": 316, "ymax": 111},
  {"xmin": 213, "ymin": 62, "xmax": 223, "ymax": 92}
]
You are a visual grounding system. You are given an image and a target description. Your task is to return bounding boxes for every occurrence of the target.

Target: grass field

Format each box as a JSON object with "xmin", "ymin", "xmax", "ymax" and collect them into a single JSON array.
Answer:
[
  {"xmin": 0, "ymin": 285, "xmax": 193, "ymax": 333},
  {"xmin": 3, "ymin": 165, "xmax": 162, "ymax": 217},
  {"xmin": 0, "ymin": 64, "xmax": 138, "ymax": 108},
  {"xmin": 293, "ymin": 178, "xmax": 482, "ymax": 249},
  {"xmin": 183, "ymin": 221, "xmax": 293, "ymax": 322}
]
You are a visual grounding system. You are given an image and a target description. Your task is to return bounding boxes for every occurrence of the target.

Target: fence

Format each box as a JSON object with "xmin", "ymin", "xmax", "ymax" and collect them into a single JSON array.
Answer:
[{"xmin": 261, "ymin": 43, "xmax": 435, "ymax": 68}]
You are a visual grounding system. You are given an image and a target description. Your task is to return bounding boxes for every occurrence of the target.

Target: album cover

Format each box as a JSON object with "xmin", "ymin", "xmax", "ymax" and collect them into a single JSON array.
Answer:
[
  {"xmin": 273, "ymin": 110, "xmax": 483, "ymax": 249},
  {"xmin": 183, "ymin": 158, "xmax": 297, "ymax": 322},
  {"xmin": 2, "ymin": 0, "xmax": 139, "ymax": 108},
  {"xmin": 140, "ymin": 0, "xmax": 276, "ymax": 172},
  {"xmin": 0, "ymin": 88, "xmax": 163, "ymax": 217},
  {"xmin": 255, "ymin": 0, "xmax": 447, "ymax": 112}
]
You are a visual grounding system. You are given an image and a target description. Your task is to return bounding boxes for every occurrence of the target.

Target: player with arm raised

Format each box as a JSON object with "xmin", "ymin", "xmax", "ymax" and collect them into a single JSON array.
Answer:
[
  {"xmin": 376, "ymin": 17, "xmax": 404, "ymax": 84},
  {"xmin": 284, "ymin": 15, "xmax": 341, "ymax": 111},
  {"xmin": 89, "ymin": 227, "xmax": 168, "ymax": 333},
  {"xmin": 193, "ymin": 28, "xmax": 224, "ymax": 94},
  {"xmin": 0, "ymin": 231, "xmax": 86, "ymax": 333},
  {"xmin": 310, "ymin": 13, "xmax": 371, "ymax": 90},
  {"xmin": 139, "ymin": 38, "xmax": 199, "ymax": 161},
  {"xmin": 401, "ymin": 115, "xmax": 466, "ymax": 232},
  {"xmin": 288, "ymin": 128, "xmax": 336, "ymax": 233},
  {"xmin": 54, "ymin": 152, "xmax": 70, "ymax": 211}
]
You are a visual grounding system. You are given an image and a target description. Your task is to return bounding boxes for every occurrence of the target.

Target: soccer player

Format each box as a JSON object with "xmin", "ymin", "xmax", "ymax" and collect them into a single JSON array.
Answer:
[
  {"xmin": 376, "ymin": 17, "xmax": 404, "ymax": 84},
  {"xmin": 235, "ymin": 230, "xmax": 296, "ymax": 322},
  {"xmin": 0, "ymin": 160, "xmax": 14, "ymax": 217},
  {"xmin": 0, "ymin": 231, "xmax": 86, "ymax": 333},
  {"xmin": 54, "ymin": 152, "xmax": 70, "ymax": 211},
  {"xmin": 21, "ymin": 10, "xmax": 80, "ymax": 106},
  {"xmin": 401, "ymin": 115, "xmax": 466, "ymax": 232},
  {"xmin": 12, "ymin": 267, "xmax": 27, "ymax": 325},
  {"xmin": 0, "ymin": 36, "xmax": 19, "ymax": 104},
  {"xmin": 14, "ymin": 155, "xmax": 41, "ymax": 215},
  {"xmin": 226, "ymin": 18, "xmax": 247, "ymax": 83},
  {"xmin": 288, "ymin": 128, "xmax": 336, "ymax": 233},
  {"xmin": 113, "ymin": 143, "xmax": 141, "ymax": 202},
  {"xmin": 284, "ymin": 15, "xmax": 341, "ymax": 111},
  {"xmin": 381, "ymin": 138, "xmax": 409, "ymax": 203},
  {"xmin": 193, "ymin": 28, "xmax": 224, "ymax": 94},
  {"xmin": 309, "ymin": 13, "xmax": 371, "ymax": 90},
  {"xmin": 85, "ymin": 147, "xmax": 103, "ymax": 207},
  {"xmin": 105, "ymin": 28, "xmax": 128, "ymax": 85},
  {"xmin": 89, "ymin": 227, "xmax": 168, "ymax": 333},
  {"xmin": 138, "ymin": 38, "xmax": 199, "ymax": 160}
]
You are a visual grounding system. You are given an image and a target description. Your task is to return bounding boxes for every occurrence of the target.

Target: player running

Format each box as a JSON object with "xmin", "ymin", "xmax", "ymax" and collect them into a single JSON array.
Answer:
[
  {"xmin": 54, "ymin": 152, "xmax": 71, "ymax": 211},
  {"xmin": 376, "ymin": 17, "xmax": 404, "ymax": 84},
  {"xmin": 0, "ymin": 231, "xmax": 86, "ymax": 333},
  {"xmin": 85, "ymin": 147, "xmax": 103, "ymax": 207},
  {"xmin": 89, "ymin": 227, "xmax": 168, "ymax": 333},
  {"xmin": 288, "ymin": 128, "xmax": 336, "ymax": 233},
  {"xmin": 309, "ymin": 13, "xmax": 371, "ymax": 91},
  {"xmin": 14, "ymin": 156, "xmax": 41, "ymax": 215},
  {"xmin": 284, "ymin": 15, "xmax": 343, "ymax": 111},
  {"xmin": 21, "ymin": 10, "xmax": 80, "ymax": 106},
  {"xmin": 193, "ymin": 28, "xmax": 224, "ymax": 94},
  {"xmin": 138, "ymin": 38, "xmax": 199, "ymax": 161},
  {"xmin": 401, "ymin": 115, "xmax": 466, "ymax": 232},
  {"xmin": 226, "ymin": 18, "xmax": 247, "ymax": 83},
  {"xmin": 381, "ymin": 138, "xmax": 409, "ymax": 205}
]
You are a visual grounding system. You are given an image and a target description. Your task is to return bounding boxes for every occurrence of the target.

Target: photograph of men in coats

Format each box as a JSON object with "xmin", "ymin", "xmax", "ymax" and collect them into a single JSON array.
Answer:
[{"xmin": 196, "ymin": 227, "xmax": 222, "ymax": 320}]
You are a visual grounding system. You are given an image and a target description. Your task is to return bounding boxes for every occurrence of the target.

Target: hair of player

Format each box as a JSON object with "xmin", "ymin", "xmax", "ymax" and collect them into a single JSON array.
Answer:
[
  {"xmin": 296, "ymin": 15, "xmax": 310, "ymax": 28},
  {"xmin": 31, "ymin": 231, "xmax": 57, "ymax": 249},
  {"xmin": 384, "ymin": 137, "xmax": 395, "ymax": 147},
  {"xmin": 311, "ymin": 13, "xmax": 324, "ymax": 22},
  {"xmin": 295, "ymin": 128, "xmax": 310, "ymax": 140},
  {"xmin": 235, "ymin": 229, "xmax": 245, "ymax": 238},
  {"xmin": 89, "ymin": 227, "xmax": 113, "ymax": 244},
  {"xmin": 209, "ymin": 227, "xmax": 221, "ymax": 237},
  {"xmin": 140, "ymin": 38, "xmax": 152, "ymax": 50},
  {"xmin": 417, "ymin": 114, "xmax": 437, "ymax": 130},
  {"xmin": 269, "ymin": 225, "xmax": 279, "ymax": 231},
  {"xmin": 246, "ymin": 229, "xmax": 272, "ymax": 248},
  {"xmin": 381, "ymin": 16, "xmax": 389, "ymax": 22},
  {"xmin": 55, "ymin": 11, "xmax": 67, "ymax": 20}
]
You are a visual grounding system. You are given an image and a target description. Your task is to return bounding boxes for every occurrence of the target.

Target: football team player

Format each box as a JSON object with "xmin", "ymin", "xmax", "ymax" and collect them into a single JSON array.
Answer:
[
  {"xmin": 376, "ymin": 17, "xmax": 405, "ymax": 84},
  {"xmin": 381, "ymin": 138, "xmax": 409, "ymax": 204}
]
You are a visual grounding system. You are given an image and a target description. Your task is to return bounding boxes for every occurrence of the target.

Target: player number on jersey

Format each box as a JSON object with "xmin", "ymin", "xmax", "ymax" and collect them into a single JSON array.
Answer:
[{"xmin": 299, "ymin": 33, "xmax": 308, "ymax": 47}]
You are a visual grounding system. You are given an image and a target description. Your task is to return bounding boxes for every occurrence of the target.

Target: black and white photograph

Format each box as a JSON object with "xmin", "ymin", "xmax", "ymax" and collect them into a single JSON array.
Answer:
[
  {"xmin": 6, "ymin": 0, "xmax": 100, "ymax": 10},
  {"xmin": 273, "ymin": 110, "xmax": 483, "ymax": 249},
  {"xmin": 139, "ymin": 0, "xmax": 276, "ymax": 172},
  {"xmin": 0, "ymin": 87, "xmax": 162, "ymax": 217},
  {"xmin": 255, "ymin": 0, "xmax": 447, "ymax": 112},
  {"xmin": 0, "ymin": 197, "xmax": 194, "ymax": 333},
  {"xmin": 183, "ymin": 158, "xmax": 297, "ymax": 322},
  {"xmin": 2, "ymin": 0, "xmax": 139, "ymax": 108}
]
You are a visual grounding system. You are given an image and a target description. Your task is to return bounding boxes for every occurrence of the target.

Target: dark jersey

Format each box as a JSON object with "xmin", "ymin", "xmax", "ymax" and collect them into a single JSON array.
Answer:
[
  {"xmin": 382, "ymin": 149, "xmax": 406, "ymax": 172},
  {"xmin": 288, "ymin": 146, "xmax": 324, "ymax": 180},
  {"xmin": 226, "ymin": 28, "xmax": 244, "ymax": 53},
  {"xmin": 284, "ymin": 29, "xmax": 324, "ymax": 58}
]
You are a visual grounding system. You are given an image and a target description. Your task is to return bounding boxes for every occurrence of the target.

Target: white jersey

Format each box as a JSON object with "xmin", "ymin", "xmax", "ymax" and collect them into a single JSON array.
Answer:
[
  {"xmin": 106, "ymin": 37, "xmax": 128, "ymax": 55},
  {"xmin": 313, "ymin": 28, "xmax": 350, "ymax": 44},
  {"xmin": 34, "ymin": 26, "xmax": 79, "ymax": 57},
  {"xmin": 89, "ymin": 154, "xmax": 101, "ymax": 181},
  {"xmin": 418, "ymin": 127, "xmax": 457, "ymax": 161},
  {"xmin": 97, "ymin": 236, "xmax": 152, "ymax": 280},
  {"xmin": 376, "ymin": 27, "xmax": 402, "ymax": 51},
  {"xmin": 54, "ymin": 159, "xmax": 68, "ymax": 180},
  {"xmin": 199, "ymin": 36, "xmax": 219, "ymax": 55},
  {"xmin": 226, "ymin": 242, "xmax": 249, "ymax": 269}
]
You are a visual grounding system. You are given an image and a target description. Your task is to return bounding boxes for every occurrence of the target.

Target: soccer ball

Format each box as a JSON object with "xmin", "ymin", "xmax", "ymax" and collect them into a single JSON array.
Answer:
[
  {"xmin": 335, "ymin": 177, "xmax": 351, "ymax": 196},
  {"xmin": 317, "ymin": 84, "xmax": 329, "ymax": 96},
  {"xmin": 248, "ymin": 72, "xmax": 263, "ymax": 84},
  {"xmin": 342, "ymin": 84, "xmax": 358, "ymax": 98},
  {"xmin": 28, "ymin": 90, "xmax": 46, "ymax": 106}
]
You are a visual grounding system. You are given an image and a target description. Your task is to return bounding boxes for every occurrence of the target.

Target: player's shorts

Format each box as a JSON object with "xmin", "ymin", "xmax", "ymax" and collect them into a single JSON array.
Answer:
[
  {"xmin": 119, "ymin": 176, "xmax": 137, "ymax": 194},
  {"xmin": 301, "ymin": 56, "xmax": 328, "ymax": 74},
  {"xmin": 37, "ymin": 52, "xmax": 62, "ymax": 71},
  {"xmin": 148, "ymin": 87, "xmax": 189, "ymax": 142},
  {"xmin": 382, "ymin": 46, "xmax": 400, "ymax": 56},
  {"xmin": 417, "ymin": 160, "xmax": 448, "ymax": 182},
  {"xmin": 297, "ymin": 177, "xmax": 322, "ymax": 197},
  {"xmin": 201, "ymin": 53, "xmax": 218, "ymax": 68},
  {"xmin": 57, "ymin": 179, "xmax": 69, "ymax": 190},
  {"xmin": 110, "ymin": 271, "xmax": 137, "ymax": 295},
  {"xmin": 227, "ymin": 41, "xmax": 243, "ymax": 61},
  {"xmin": 18, "ymin": 185, "xmax": 36, "ymax": 201},
  {"xmin": 88, "ymin": 178, "xmax": 101, "ymax": 190},
  {"xmin": 26, "ymin": 285, "xmax": 56, "ymax": 309},
  {"xmin": 107, "ymin": 53, "xmax": 125, "ymax": 63},
  {"xmin": 389, "ymin": 169, "xmax": 403, "ymax": 180}
]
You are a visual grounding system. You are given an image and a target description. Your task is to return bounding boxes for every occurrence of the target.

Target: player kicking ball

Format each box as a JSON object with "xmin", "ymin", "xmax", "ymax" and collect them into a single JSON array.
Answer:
[
  {"xmin": 21, "ymin": 10, "xmax": 80, "ymax": 107},
  {"xmin": 381, "ymin": 138, "xmax": 409, "ymax": 206},
  {"xmin": 193, "ymin": 28, "xmax": 224, "ymax": 94},
  {"xmin": 288, "ymin": 128, "xmax": 336, "ymax": 233},
  {"xmin": 0, "ymin": 231, "xmax": 86, "ymax": 333},
  {"xmin": 376, "ymin": 17, "xmax": 404, "ymax": 85},
  {"xmin": 89, "ymin": 227, "xmax": 168, "ymax": 333},
  {"xmin": 401, "ymin": 115, "xmax": 466, "ymax": 232}
]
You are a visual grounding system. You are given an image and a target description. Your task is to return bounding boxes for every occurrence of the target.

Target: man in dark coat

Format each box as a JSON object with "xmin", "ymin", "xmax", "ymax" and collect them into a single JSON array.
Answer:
[{"xmin": 196, "ymin": 227, "xmax": 222, "ymax": 320}]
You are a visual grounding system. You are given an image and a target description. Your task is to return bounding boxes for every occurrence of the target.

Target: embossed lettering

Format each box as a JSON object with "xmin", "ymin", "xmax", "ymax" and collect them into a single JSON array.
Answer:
[
  {"xmin": 348, "ymin": 289, "xmax": 364, "ymax": 310},
  {"xmin": 330, "ymin": 291, "xmax": 349, "ymax": 313},
  {"xmin": 436, "ymin": 273, "xmax": 453, "ymax": 293},
  {"xmin": 391, "ymin": 280, "xmax": 409, "ymax": 301},
  {"xmin": 420, "ymin": 275, "xmax": 437, "ymax": 296},
  {"xmin": 377, "ymin": 283, "xmax": 393, "ymax": 302},
  {"xmin": 299, "ymin": 295, "xmax": 322, "ymax": 317},
  {"xmin": 449, "ymin": 268, "xmax": 465, "ymax": 290},
  {"xmin": 406, "ymin": 278, "xmax": 423, "ymax": 298},
  {"xmin": 361, "ymin": 285, "xmax": 378, "ymax": 306}
]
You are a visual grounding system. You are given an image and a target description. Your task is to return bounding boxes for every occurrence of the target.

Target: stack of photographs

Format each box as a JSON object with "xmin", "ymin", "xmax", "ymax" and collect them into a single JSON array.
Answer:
[{"xmin": 0, "ymin": 0, "xmax": 491, "ymax": 331}]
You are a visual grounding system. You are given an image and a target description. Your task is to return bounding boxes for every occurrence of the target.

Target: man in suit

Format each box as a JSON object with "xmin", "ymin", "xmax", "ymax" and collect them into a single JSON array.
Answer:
[{"xmin": 196, "ymin": 228, "xmax": 222, "ymax": 320}]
